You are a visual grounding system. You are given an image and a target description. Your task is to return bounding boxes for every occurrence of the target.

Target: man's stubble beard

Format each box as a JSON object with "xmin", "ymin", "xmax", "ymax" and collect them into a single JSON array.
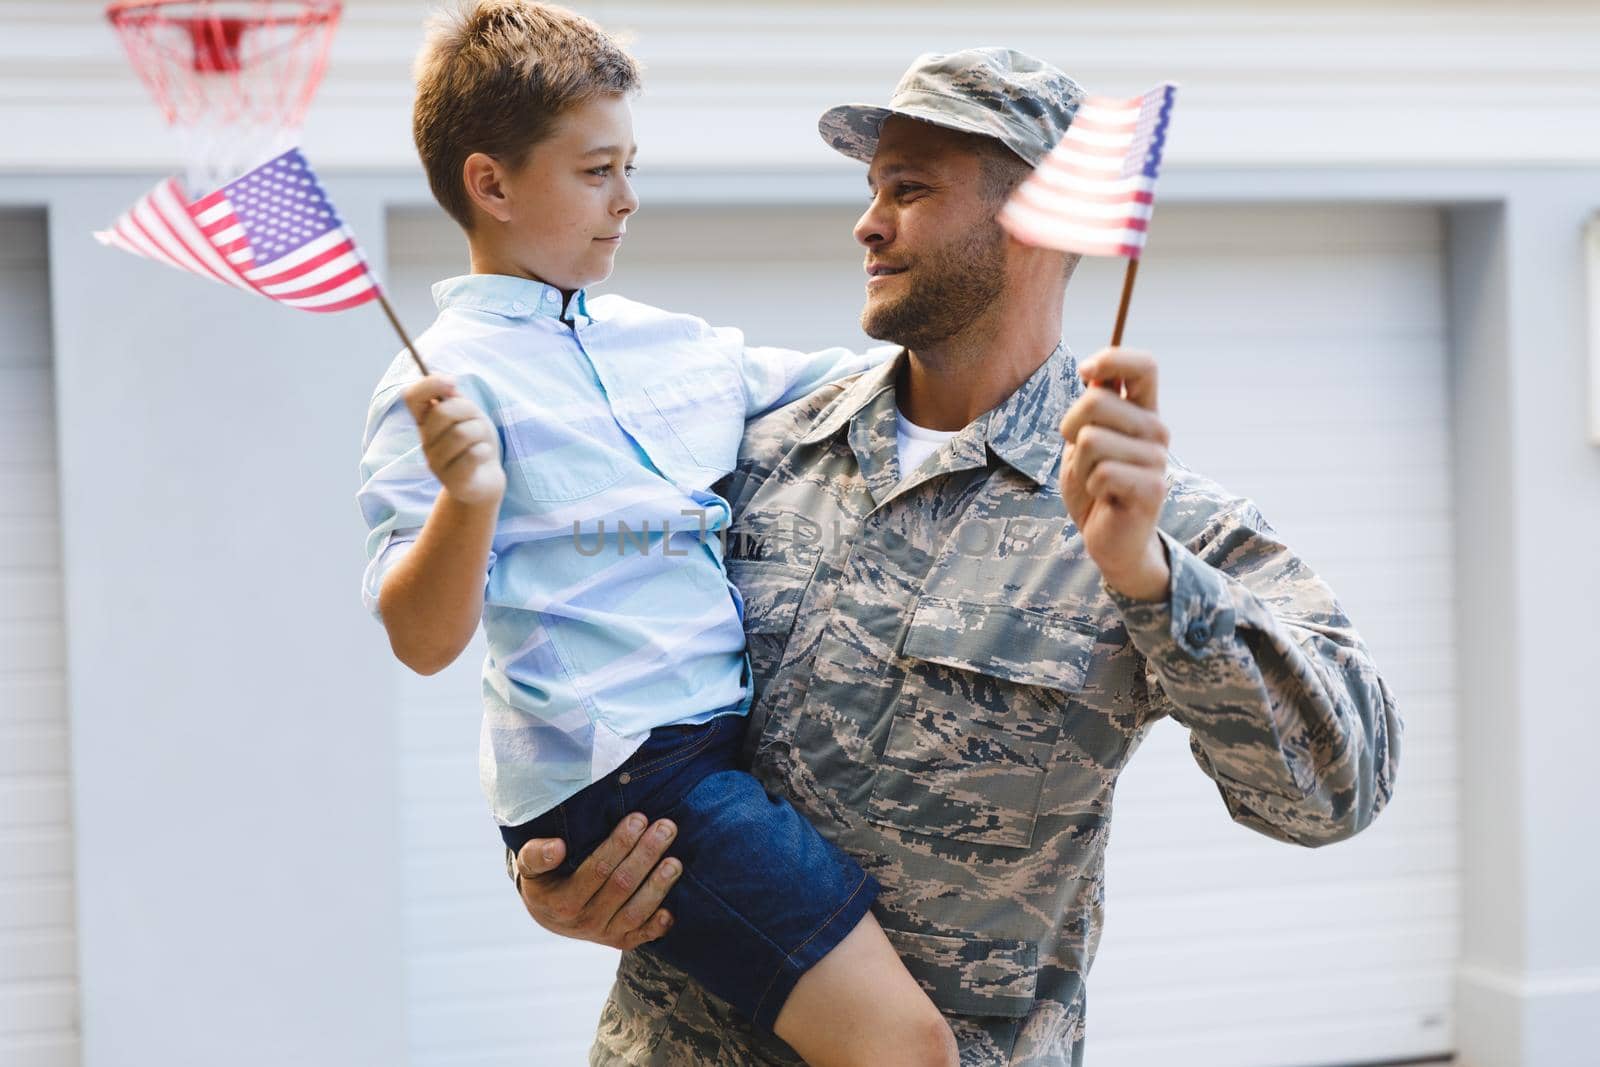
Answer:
[{"xmin": 860, "ymin": 216, "xmax": 1008, "ymax": 354}]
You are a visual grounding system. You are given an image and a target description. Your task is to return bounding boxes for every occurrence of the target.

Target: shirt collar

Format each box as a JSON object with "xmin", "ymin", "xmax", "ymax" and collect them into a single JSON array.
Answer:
[
  {"xmin": 797, "ymin": 342, "xmax": 1080, "ymax": 487},
  {"xmin": 983, "ymin": 342, "xmax": 1081, "ymax": 485},
  {"xmin": 431, "ymin": 273, "xmax": 591, "ymax": 322}
]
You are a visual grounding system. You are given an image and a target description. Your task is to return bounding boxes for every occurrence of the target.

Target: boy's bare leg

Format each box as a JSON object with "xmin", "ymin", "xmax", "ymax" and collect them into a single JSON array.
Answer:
[{"xmin": 772, "ymin": 911, "xmax": 959, "ymax": 1067}]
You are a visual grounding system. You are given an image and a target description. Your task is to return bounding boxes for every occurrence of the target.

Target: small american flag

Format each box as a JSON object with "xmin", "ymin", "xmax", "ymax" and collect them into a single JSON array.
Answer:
[
  {"xmin": 999, "ymin": 83, "xmax": 1178, "ymax": 258},
  {"xmin": 95, "ymin": 147, "xmax": 382, "ymax": 313}
]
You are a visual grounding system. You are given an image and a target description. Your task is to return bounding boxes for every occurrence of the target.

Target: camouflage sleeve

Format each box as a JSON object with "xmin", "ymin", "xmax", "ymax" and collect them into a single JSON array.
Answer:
[{"xmin": 1105, "ymin": 495, "xmax": 1403, "ymax": 848}]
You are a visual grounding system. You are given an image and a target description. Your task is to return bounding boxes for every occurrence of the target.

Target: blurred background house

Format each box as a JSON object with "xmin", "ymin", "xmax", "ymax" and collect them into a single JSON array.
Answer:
[{"xmin": 2, "ymin": 1, "xmax": 1597, "ymax": 1064}]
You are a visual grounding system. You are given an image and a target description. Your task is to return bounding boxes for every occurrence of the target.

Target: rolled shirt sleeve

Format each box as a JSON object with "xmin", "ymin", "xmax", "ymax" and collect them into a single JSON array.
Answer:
[
  {"xmin": 354, "ymin": 374, "xmax": 500, "ymax": 621},
  {"xmin": 1106, "ymin": 489, "xmax": 1403, "ymax": 848}
]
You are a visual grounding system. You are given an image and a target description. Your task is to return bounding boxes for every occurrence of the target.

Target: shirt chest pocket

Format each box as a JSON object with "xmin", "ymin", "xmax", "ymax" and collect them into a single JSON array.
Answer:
[
  {"xmin": 642, "ymin": 370, "xmax": 746, "ymax": 477},
  {"xmin": 865, "ymin": 597, "xmax": 1103, "ymax": 850}
]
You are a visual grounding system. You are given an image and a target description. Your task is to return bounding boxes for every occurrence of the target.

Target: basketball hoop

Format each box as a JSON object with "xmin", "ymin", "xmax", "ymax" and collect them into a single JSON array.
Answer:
[{"xmin": 106, "ymin": 0, "xmax": 343, "ymax": 193}]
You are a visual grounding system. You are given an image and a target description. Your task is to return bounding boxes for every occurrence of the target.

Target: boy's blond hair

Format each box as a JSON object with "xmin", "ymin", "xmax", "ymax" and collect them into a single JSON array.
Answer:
[{"xmin": 412, "ymin": 1, "xmax": 641, "ymax": 231}]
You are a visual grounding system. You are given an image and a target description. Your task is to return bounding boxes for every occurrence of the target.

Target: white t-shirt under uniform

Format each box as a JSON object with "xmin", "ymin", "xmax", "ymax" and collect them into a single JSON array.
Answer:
[{"xmin": 895, "ymin": 406, "xmax": 961, "ymax": 482}]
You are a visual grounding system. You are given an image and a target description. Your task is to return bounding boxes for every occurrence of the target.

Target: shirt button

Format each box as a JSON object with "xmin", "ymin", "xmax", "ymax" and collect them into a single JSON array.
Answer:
[
  {"xmin": 542, "ymin": 291, "xmax": 557, "ymax": 304},
  {"xmin": 1185, "ymin": 617, "xmax": 1212, "ymax": 649},
  {"xmin": 618, "ymin": 772, "xmax": 632, "ymax": 785}
]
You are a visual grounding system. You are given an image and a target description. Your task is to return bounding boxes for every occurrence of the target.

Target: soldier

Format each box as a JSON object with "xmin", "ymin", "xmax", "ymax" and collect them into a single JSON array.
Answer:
[{"xmin": 506, "ymin": 48, "xmax": 1402, "ymax": 1065}]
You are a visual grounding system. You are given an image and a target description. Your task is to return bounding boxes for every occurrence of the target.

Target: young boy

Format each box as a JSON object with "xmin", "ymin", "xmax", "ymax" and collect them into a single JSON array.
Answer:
[{"xmin": 356, "ymin": 4, "xmax": 959, "ymax": 1064}]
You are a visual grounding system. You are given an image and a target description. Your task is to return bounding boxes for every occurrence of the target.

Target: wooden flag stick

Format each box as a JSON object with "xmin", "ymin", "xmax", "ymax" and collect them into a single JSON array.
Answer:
[
  {"xmin": 1094, "ymin": 255, "xmax": 1142, "ymax": 399},
  {"xmin": 376, "ymin": 290, "xmax": 430, "ymax": 377},
  {"xmin": 1110, "ymin": 255, "xmax": 1140, "ymax": 347}
]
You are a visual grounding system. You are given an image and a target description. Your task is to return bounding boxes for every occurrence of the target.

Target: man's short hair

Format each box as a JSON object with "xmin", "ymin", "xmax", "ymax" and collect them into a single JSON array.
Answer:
[
  {"xmin": 975, "ymin": 137, "xmax": 1033, "ymax": 207},
  {"xmin": 412, "ymin": 0, "xmax": 641, "ymax": 231}
]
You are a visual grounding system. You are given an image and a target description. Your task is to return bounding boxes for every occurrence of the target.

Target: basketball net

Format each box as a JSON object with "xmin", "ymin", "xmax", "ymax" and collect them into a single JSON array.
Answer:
[{"xmin": 107, "ymin": 0, "xmax": 343, "ymax": 194}]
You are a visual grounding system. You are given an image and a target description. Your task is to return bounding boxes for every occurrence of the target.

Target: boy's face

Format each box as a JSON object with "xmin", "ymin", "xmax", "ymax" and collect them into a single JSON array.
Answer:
[{"xmin": 466, "ymin": 92, "xmax": 639, "ymax": 291}]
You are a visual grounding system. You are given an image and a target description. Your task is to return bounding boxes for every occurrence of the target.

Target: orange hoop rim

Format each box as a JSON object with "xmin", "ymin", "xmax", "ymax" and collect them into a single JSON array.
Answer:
[{"xmin": 106, "ymin": 0, "xmax": 342, "ymax": 19}]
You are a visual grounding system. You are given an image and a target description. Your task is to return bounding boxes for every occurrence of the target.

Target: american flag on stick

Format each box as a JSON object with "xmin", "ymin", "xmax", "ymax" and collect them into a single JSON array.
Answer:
[
  {"xmin": 95, "ymin": 147, "xmax": 428, "ymax": 373},
  {"xmin": 999, "ymin": 82, "xmax": 1178, "ymax": 346}
]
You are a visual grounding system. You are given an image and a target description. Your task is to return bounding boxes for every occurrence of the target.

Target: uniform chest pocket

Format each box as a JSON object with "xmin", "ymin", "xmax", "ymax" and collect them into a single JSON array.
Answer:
[
  {"xmin": 865, "ymin": 597, "xmax": 1100, "ymax": 850},
  {"xmin": 644, "ymin": 371, "xmax": 746, "ymax": 475}
]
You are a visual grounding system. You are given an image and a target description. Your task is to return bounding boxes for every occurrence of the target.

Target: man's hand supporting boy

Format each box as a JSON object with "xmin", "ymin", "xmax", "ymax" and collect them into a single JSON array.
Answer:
[{"xmin": 378, "ymin": 374, "xmax": 506, "ymax": 675}]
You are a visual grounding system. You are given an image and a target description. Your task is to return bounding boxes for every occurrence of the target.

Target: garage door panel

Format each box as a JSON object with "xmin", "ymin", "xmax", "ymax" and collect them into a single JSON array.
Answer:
[
  {"xmin": 1089, "ymin": 970, "xmax": 1454, "ymax": 1038},
  {"xmin": 0, "ymin": 679, "xmax": 65, "ymax": 728},
  {"xmin": 0, "ymin": 726, "xmax": 69, "ymax": 776},
  {"xmin": 1111, "ymin": 875, "xmax": 1457, "ymax": 938},
  {"xmin": 0, "ymin": 205, "xmax": 78, "ymax": 1062},
  {"xmin": 0, "ymin": 828, "xmax": 74, "ymax": 881},
  {"xmin": 1092, "ymin": 1018, "xmax": 1449, "ymax": 1067},
  {"xmin": 0, "ymin": 576, "xmax": 64, "ymax": 622},
  {"xmin": 1093, "ymin": 211, "xmax": 1451, "ymax": 1067},
  {"xmin": 0, "ymin": 368, "xmax": 56, "ymax": 416},
  {"xmin": 1144, "ymin": 204, "xmax": 1442, "ymax": 252},
  {"xmin": 1130, "ymin": 268, "xmax": 1442, "ymax": 336}
]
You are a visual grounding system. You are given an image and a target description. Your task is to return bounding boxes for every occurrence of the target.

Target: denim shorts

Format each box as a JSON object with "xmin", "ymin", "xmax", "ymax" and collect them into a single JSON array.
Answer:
[{"xmin": 499, "ymin": 712, "xmax": 881, "ymax": 1032}]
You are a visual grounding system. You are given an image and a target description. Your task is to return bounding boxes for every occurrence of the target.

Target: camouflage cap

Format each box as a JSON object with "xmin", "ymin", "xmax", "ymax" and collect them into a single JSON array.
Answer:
[{"xmin": 818, "ymin": 47, "xmax": 1085, "ymax": 168}]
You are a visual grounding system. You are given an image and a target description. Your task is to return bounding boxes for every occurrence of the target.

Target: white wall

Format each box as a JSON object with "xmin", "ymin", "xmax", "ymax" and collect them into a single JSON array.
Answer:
[{"xmin": 40, "ymin": 180, "xmax": 409, "ymax": 1067}]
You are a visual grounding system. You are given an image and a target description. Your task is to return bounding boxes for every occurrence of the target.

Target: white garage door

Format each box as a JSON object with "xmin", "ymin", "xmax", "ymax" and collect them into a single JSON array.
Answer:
[
  {"xmin": 384, "ymin": 200, "xmax": 1455, "ymax": 1067},
  {"xmin": 0, "ymin": 210, "xmax": 80, "ymax": 1067},
  {"xmin": 1077, "ymin": 205, "xmax": 1456, "ymax": 1067}
]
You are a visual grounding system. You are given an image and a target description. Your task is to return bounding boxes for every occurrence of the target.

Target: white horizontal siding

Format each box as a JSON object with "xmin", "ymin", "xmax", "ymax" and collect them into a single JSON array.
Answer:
[
  {"xmin": 0, "ymin": 209, "xmax": 78, "ymax": 1067},
  {"xmin": 2, "ymin": 2, "xmax": 1600, "ymax": 171}
]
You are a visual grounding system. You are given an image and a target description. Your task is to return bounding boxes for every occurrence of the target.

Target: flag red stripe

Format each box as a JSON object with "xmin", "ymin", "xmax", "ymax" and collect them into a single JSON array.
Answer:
[
  {"xmin": 250, "ymin": 238, "xmax": 356, "ymax": 288},
  {"xmin": 160, "ymin": 209, "xmax": 238, "ymax": 287},
  {"xmin": 1028, "ymin": 177, "xmax": 1154, "ymax": 206},
  {"xmin": 115, "ymin": 218, "xmax": 173, "ymax": 268},
  {"xmin": 157, "ymin": 186, "xmax": 258, "ymax": 290},
  {"xmin": 1036, "ymin": 155, "xmax": 1153, "ymax": 184},
  {"xmin": 191, "ymin": 188, "xmax": 227, "ymax": 212},
  {"xmin": 270, "ymin": 261, "xmax": 371, "ymax": 301},
  {"xmin": 1009, "ymin": 228, "xmax": 1142, "ymax": 259},
  {"xmin": 1033, "ymin": 168, "xmax": 1154, "ymax": 203},
  {"xmin": 1057, "ymin": 137, "xmax": 1136, "ymax": 160},
  {"xmin": 127, "ymin": 204, "xmax": 228, "ymax": 287},
  {"xmin": 294, "ymin": 288, "xmax": 382, "ymax": 313},
  {"xmin": 1013, "ymin": 185, "xmax": 1149, "ymax": 232},
  {"xmin": 1066, "ymin": 114, "xmax": 1137, "ymax": 135}
]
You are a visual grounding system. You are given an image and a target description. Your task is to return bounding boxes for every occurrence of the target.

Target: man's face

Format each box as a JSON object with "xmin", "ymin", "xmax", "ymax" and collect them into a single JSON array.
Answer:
[{"xmin": 854, "ymin": 116, "xmax": 1011, "ymax": 352}]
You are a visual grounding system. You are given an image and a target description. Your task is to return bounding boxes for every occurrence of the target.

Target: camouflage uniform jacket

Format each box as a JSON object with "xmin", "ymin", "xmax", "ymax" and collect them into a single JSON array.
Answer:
[{"xmin": 580, "ymin": 342, "xmax": 1402, "ymax": 1065}]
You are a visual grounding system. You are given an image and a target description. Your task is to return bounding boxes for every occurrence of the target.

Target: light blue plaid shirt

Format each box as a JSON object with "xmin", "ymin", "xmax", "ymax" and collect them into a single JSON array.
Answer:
[{"xmin": 357, "ymin": 274, "xmax": 892, "ymax": 826}]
